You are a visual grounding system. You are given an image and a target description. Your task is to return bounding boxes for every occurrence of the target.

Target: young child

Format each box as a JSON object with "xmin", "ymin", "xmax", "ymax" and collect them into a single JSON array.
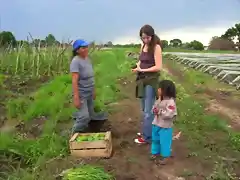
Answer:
[{"xmin": 151, "ymin": 79, "xmax": 177, "ymax": 165}]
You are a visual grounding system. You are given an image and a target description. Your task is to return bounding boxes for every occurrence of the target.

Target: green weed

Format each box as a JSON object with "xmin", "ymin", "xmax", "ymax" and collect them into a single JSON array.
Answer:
[
  {"xmin": 0, "ymin": 49, "xmax": 132, "ymax": 179},
  {"xmin": 63, "ymin": 165, "xmax": 113, "ymax": 180}
]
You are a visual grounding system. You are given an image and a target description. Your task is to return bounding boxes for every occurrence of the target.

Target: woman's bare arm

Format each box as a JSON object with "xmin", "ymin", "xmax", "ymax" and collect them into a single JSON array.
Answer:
[{"xmin": 72, "ymin": 72, "xmax": 79, "ymax": 98}]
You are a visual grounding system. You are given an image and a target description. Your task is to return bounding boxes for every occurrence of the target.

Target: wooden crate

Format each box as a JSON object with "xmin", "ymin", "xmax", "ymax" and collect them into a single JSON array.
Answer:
[{"xmin": 69, "ymin": 131, "xmax": 112, "ymax": 158}]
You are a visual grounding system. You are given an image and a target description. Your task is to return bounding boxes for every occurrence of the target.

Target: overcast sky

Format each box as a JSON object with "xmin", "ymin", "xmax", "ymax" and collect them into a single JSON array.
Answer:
[{"xmin": 1, "ymin": 0, "xmax": 240, "ymax": 45}]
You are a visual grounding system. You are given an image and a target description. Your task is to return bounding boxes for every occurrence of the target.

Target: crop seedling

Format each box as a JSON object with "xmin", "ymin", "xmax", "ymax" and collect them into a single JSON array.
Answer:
[
  {"xmin": 0, "ymin": 44, "xmax": 132, "ymax": 179},
  {"xmin": 63, "ymin": 165, "xmax": 113, "ymax": 180}
]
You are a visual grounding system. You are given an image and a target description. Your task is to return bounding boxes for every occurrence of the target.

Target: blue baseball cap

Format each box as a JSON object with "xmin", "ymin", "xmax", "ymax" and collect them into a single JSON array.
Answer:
[{"xmin": 72, "ymin": 39, "xmax": 89, "ymax": 50}]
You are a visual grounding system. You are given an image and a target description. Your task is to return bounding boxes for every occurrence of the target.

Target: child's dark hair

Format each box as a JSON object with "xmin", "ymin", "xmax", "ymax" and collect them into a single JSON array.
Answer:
[{"xmin": 158, "ymin": 80, "xmax": 176, "ymax": 99}]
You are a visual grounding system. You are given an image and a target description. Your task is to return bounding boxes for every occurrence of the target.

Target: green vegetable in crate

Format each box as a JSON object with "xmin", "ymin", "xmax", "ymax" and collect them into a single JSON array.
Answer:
[
  {"xmin": 93, "ymin": 133, "xmax": 105, "ymax": 140},
  {"xmin": 87, "ymin": 136, "xmax": 94, "ymax": 141},
  {"xmin": 76, "ymin": 133, "xmax": 105, "ymax": 142},
  {"xmin": 76, "ymin": 136, "xmax": 88, "ymax": 142}
]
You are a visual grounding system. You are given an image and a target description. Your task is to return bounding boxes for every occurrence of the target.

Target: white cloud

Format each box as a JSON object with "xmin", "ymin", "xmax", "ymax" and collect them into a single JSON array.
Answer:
[
  {"xmin": 159, "ymin": 27, "xmax": 226, "ymax": 46},
  {"xmin": 112, "ymin": 36, "xmax": 141, "ymax": 45},
  {"xmin": 112, "ymin": 21, "xmax": 238, "ymax": 46}
]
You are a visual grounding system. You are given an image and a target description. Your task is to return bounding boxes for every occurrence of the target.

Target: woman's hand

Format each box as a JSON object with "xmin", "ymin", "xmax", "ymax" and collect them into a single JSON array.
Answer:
[
  {"xmin": 136, "ymin": 66, "xmax": 143, "ymax": 72},
  {"xmin": 131, "ymin": 64, "xmax": 137, "ymax": 72},
  {"xmin": 131, "ymin": 63, "xmax": 142, "ymax": 72},
  {"xmin": 131, "ymin": 68, "xmax": 138, "ymax": 72},
  {"xmin": 73, "ymin": 95, "xmax": 81, "ymax": 109}
]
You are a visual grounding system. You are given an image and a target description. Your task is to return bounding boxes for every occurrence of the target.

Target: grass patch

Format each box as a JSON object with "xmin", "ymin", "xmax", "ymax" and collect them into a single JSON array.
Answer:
[
  {"xmin": 63, "ymin": 165, "xmax": 113, "ymax": 180},
  {"xmin": 0, "ymin": 49, "xmax": 133, "ymax": 179}
]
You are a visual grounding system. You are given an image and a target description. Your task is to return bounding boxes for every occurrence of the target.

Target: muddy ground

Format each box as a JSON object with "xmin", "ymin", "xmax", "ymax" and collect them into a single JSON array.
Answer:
[{"xmin": 42, "ymin": 77, "xmax": 214, "ymax": 180}]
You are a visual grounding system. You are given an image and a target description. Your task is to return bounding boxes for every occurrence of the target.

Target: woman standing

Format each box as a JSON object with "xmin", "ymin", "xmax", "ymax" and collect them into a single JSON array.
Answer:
[
  {"xmin": 70, "ymin": 39, "xmax": 107, "ymax": 134},
  {"xmin": 132, "ymin": 25, "xmax": 162, "ymax": 144}
]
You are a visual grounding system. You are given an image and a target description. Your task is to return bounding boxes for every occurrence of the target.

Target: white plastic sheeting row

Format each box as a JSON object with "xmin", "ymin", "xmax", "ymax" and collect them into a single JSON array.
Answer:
[{"xmin": 165, "ymin": 53, "xmax": 240, "ymax": 90}]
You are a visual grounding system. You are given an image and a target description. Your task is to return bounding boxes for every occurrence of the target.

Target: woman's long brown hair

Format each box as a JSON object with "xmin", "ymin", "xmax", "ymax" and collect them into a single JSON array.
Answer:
[{"xmin": 139, "ymin": 24, "xmax": 162, "ymax": 54}]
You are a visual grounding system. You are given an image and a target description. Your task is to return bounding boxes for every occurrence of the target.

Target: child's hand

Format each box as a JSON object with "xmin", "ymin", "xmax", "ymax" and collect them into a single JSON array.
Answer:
[{"xmin": 153, "ymin": 107, "xmax": 159, "ymax": 115}]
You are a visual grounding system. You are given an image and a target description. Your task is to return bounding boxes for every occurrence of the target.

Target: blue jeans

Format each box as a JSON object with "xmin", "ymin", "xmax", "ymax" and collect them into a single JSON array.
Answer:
[
  {"xmin": 72, "ymin": 96, "xmax": 107, "ymax": 134},
  {"xmin": 141, "ymin": 85, "xmax": 156, "ymax": 142},
  {"xmin": 151, "ymin": 125, "xmax": 173, "ymax": 157}
]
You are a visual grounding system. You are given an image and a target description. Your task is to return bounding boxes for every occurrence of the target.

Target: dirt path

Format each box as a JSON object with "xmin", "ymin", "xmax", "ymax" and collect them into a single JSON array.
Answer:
[
  {"xmin": 43, "ymin": 76, "xmax": 213, "ymax": 180},
  {"xmin": 83, "ymin": 77, "xmax": 211, "ymax": 180},
  {"xmin": 163, "ymin": 63, "xmax": 240, "ymax": 130}
]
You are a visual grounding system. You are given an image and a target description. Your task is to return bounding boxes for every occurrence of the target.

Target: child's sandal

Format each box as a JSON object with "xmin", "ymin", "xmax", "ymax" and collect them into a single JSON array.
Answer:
[
  {"xmin": 157, "ymin": 158, "xmax": 170, "ymax": 165},
  {"xmin": 149, "ymin": 155, "xmax": 159, "ymax": 161}
]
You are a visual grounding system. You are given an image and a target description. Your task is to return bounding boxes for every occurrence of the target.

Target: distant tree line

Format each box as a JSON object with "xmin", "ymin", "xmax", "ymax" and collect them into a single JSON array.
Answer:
[
  {"xmin": 108, "ymin": 23, "xmax": 240, "ymax": 51},
  {"xmin": 0, "ymin": 33, "xmax": 62, "ymax": 48},
  {"xmin": 0, "ymin": 23, "xmax": 239, "ymax": 51}
]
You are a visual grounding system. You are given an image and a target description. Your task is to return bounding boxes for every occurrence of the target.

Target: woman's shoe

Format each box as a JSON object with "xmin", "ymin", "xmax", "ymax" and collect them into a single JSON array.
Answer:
[
  {"xmin": 136, "ymin": 132, "xmax": 142, "ymax": 137},
  {"xmin": 134, "ymin": 137, "xmax": 147, "ymax": 144}
]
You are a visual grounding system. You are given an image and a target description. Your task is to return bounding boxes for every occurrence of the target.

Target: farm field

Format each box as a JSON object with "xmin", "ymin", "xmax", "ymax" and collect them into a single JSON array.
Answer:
[
  {"xmin": 164, "ymin": 52, "xmax": 240, "ymax": 126},
  {"xmin": 0, "ymin": 47, "xmax": 240, "ymax": 180},
  {"xmin": 125, "ymin": 47, "xmax": 240, "ymax": 54},
  {"xmin": 166, "ymin": 52, "xmax": 240, "ymax": 88},
  {"xmin": 164, "ymin": 49, "xmax": 240, "ymax": 54}
]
